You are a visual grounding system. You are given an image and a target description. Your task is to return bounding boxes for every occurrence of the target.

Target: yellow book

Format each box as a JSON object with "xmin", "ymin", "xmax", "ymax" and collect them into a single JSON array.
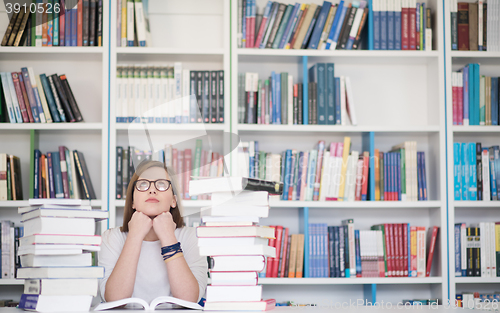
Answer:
[
  {"xmin": 295, "ymin": 234, "xmax": 305, "ymax": 278},
  {"xmin": 495, "ymin": 223, "xmax": 500, "ymax": 277},
  {"xmin": 374, "ymin": 149, "xmax": 380, "ymax": 200},
  {"xmin": 288, "ymin": 234, "xmax": 298, "ymax": 278},
  {"xmin": 337, "ymin": 136, "xmax": 351, "ymax": 201}
]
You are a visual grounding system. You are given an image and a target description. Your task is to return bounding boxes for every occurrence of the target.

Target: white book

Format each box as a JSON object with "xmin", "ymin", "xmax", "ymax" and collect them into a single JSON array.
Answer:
[
  {"xmin": 35, "ymin": 75, "xmax": 52, "ymax": 122},
  {"xmin": 425, "ymin": 29, "xmax": 432, "ymax": 51},
  {"xmin": 482, "ymin": 149, "xmax": 491, "ymax": 201},
  {"xmin": 345, "ymin": 77, "xmax": 358, "ymax": 126},
  {"xmin": 28, "ymin": 198, "xmax": 86, "ymax": 206},
  {"xmin": 347, "ymin": 151, "xmax": 359, "ymax": 201},
  {"xmin": 332, "ymin": 154, "xmax": 344, "ymax": 200},
  {"xmin": 198, "ymin": 237, "xmax": 268, "ymax": 247},
  {"xmin": 147, "ymin": 65, "xmax": 155, "ymax": 123},
  {"xmin": 200, "ymin": 204, "xmax": 269, "ymax": 218},
  {"xmin": 17, "ymin": 266, "xmax": 104, "ymax": 279},
  {"xmin": 288, "ymin": 74, "xmax": 293, "ymax": 125},
  {"xmin": 22, "ymin": 217, "xmax": 96, "ymax": 237},
  {"xmin": 168, "ymin": 66, "xmax": 176, "ymax": 122},
  {"xmin": 21, "ymin": 253, "xmax": 93, "ymax": 267},
  {"xmin": 126, "ymin": 0, "xmax": 135, "ymax": 46},
  {"xmin": 201, "ymin": 215, "xmax": 259, "ymax": 226},
  {"xmin": 9, "ymin": 226, "xmax": 14, "ymax": 278},
  {"xmin": 160, "ymin": 66, "xmax": 169, "ymax": 123},
  {"xmin": 206, "ymin": 285, "xmax": 262, "ymax": 302},
  {"xmin": 134, "ymin": 65, "xmax": 142, "ymax": 121},
  {"xmin": 340, "ymin": 76, "xmax": 348, "ymax": 125},
  {"xmin": 198, "ymin": 244, "xmax": 275, "ymax": 257},
  {"xmin": 416, "ymin": 226, "xmax": 426, "ymax": 277},
  {"xmin": 349, "ymin": 2, "xmax": 367, "ymax": 47},
  {"xmin": 69, "ymin": 152, "xmax": 81, "ymax": 200},
  {"xmin": 127, "ymin": 66, "xmax": 135, "ymax": 122},
  {"xmin": 196, "ymin": 225, "xmax": 275, "ymax": 238},
  {"xmin": 479, "ymin": 222, "xmax": 487, "ymax": 277},
  {"xmin": 491, "ymin": 222, "xmax": 496, "ymax": 276},
  {"xmin": 134, "ymin": 0, "xmax": 146, "ymax": 46},
  {"xmin": 116, "ymin": 66, "xmax": 123, "ymax": 122},
  {"xmin": 140, "ymin": 65, "xmax": 148, "ymax": 122},
  {"xmin": 461, "ymin": 223, "xmax": 467, "ymax": 274},
  {"xmin": 174, "ymin": 62, "xmax": 183, "ymax": 123},
  {"xmin": 7, "ymin": 73, "xmax": 23, "ymax": 123},
  {"xmin": 182, "ymin": 69, "xmax": 190, "ymax": 123},
  {"xmin": 0, "ymin": 73, "xmax": 17, "ymax": 123},
  {"xmin": 28, "ymin": 67, "xmax": 46, "ymax": 123},
  {"xmin": 18, "ymin": 245, "xmax": 100, "ymax": 255},
  {"xmin": 210, "ymin": 272, "xmax": 258, "ymax": 286},
  {"xmin": 412, "ymin": 141, "xmax": 418, "ymax": 201},
  {"xmin": 484, "ymin": 222, "xmax": 491, "ymax": 277},
  {"xmin": 19, "ymin": 294, "xmax": 93, "ymax": 312},
  {"xmin": 24, "ymin": 278, "xmax": 98, "ymax": 296},
  {"xmin": 94, "ymin": 296, "xmax": 202, "ymax": 311},
  {"xmin": 478, "ymin": 0, "xmax": 483, "ymax": 50},
  {"xmin": 154, "ymin": 66, "xmax": 162, "ymax": 123},
  {"xmin": 120, "ymin": 65, "xmax": 128, "ymax": 122},
  {"xmin": 20, "ymin": 208, "xmax": 107, "ymax": 221},
  {"xmin": 319, "ymin": 151, "xmax": 331, "ymax": 201},
  {"xmin": 210, "ymin": 255, "xmax": 265, "ymax": 272}
]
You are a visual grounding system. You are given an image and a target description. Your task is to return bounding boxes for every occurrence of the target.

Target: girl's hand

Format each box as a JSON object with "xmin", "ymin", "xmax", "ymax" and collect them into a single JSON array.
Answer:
[
  {"xmin": 128, "ymin": 211, "xmax": 153, "ymax": 239},
  {"xmin": 153, "ymin": 211, "xmax": 177, "ymax": 246}
]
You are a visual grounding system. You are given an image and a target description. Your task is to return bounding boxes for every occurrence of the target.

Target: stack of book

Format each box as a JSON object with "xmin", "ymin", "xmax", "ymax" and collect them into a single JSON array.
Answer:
[
  {"xmin": 16, "ymin": 199, "xmax": 107, "ymax": 312},
  {"xmin": 1, "ymin": 68, "xmax": 84, "ymax": 123},
  {"xmin": 189, "ymin": 177, "xmax": 283, "ymax": 311}
]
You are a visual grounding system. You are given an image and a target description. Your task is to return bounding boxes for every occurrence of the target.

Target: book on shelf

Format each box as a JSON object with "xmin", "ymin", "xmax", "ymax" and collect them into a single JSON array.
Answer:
[
  {"xmin": 1, "ymin": 1, "xmax": 103, "ymax": 47},
  {"xmin": 116, "ymin": 64, "xmax": 224, "ymax": 124},
  {"xmin": 452, "ymin": 0, "xmax": 493, "ymax": 51},
  {"xmin": 0, "ymin": 68, "xmax": 84, "ymax": 123},
  {"xmin": 94, "ymin": 296, "xmax": 202, "ymax": 310},
  {"xmin": 238, "ymin": 67, "xmax": 357, "ymax": 125},
  {"xmin": 239, "ymin": 0, "xmax": 432, "ymax": 50},
  {"xmin": 0, "ymin": 153, "xmax": 23, "ymax": 201},
  {"xmin": 116, "ymin": 0, "xmax": 151, "ymax": 47}
]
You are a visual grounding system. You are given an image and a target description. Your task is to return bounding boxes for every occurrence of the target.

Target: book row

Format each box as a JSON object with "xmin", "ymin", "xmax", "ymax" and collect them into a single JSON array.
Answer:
[
  {"xmin": 239, "ymin": 65, "xmax": 357, "ymax": 126},
  {"xmin": 238, "ymin": 138, "xmax": 427, "ymax": 202},
  {"xmin": 239, "ymin": 0, "xmax": 433, "ymax": 51},
  {"xmin": 1, "ymin": 0, "xmax": 104, "ymax": 47},
  {"xmin": 116, "ymin": 141, "xmax": 224, "ymax": 201},
  {"xmin": 0, "ymin": 154, "xmax": 22, "ymax": 201},
  {"xmin": 262, "ymin": 222, "xmax": 439, "ymax": 278},
  {"xmin": 116, "ymin": 0, "xmax": 151, "ymax": 47},
  {"xmin": 33, "ymin": 148, "xmax": 96, "ymax": 200},
  {"xmin": 450, "ymin": 0, "xmax": 500, "ymax": 51},
  {"xmin": 0, "ymin": 68, "xmax": 83, "ymax": 123},
  {"xmin": 116, "ymin": 65, "xmax": 224, "ymax": 124},
  {"xmin": 456, "ymin": 292, "xmax": 500, "ymax": 310},
  {"xmin": 451, "ymin": 65, "xmax": 500, "ymax": 126},
  {"xmin": 453, "ymin": 142, "xmax": 500, "ymax": 201},
  {"xmin": 454, "ymin": 222, "xmax": 499, "ymax": 277},
  {"xmin": 0, "ymin": 221, "xmax": 22, "ymax": 279}
]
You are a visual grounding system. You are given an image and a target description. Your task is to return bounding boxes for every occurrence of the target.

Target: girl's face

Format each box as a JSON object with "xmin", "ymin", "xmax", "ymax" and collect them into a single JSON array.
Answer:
[{"xmin": 132, "ymin": 167, "xmax": 177, "ymax": 218}]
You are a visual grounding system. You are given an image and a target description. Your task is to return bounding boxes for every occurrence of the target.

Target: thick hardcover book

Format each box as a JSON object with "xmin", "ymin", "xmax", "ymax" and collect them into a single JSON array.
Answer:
[
  {"xmin": 409, "ymin": 0, "xmax": 416, "ymax": 49},
  {"xmin": 451, "ymin": 1, "xmax": 458, "ymax": 49},
  {"xmin": 47, "ymin": 152, "xmax": 55, "ymax": 198},
  {"xmin": 272, "ymin": 4, "xmax": 294, "ymax": 49},
  {"xmin": 1, "ymin": 12, "xmax": 19, "ymax": 46},
  {"xmin": 217, "ymin": 70, "xmax": 224, "ymax": 123},
  {"xmin": 476, "ymin": 142, "xmax": 483, "ymax": 200},
  {"xmin": 58, "ymin": 146, "xmax": 70, "ymax": 199},
  {"xmin": 14, "ymin": 10, "xmax": 30, "ymax": 47},
  {"xmin": 293, "ymin": 3, "xmax": 317, "ymax": 49},
  {"xmin": 89, "ymin": 0, "xmax": 97, "ymax": 45},
  {"xmin": 59, "ymin": 75, "xmax": 83, "ymax": 122},
  {"xmin": 336, "ymin": 5, "xmax": 352, "ymax": 50},
  {"xmin": 73, "ymin": 150, "xmax": 96, "ymax": 200},
  {"xmin": 47, "ymin": 75, "xmax": 67, "ymax": 122},
  {"xmin": 254, "ymin": 1, "xmax": 273, "ymax": 48},
  {"xmin": 260, "ymin": 2, "xmax": 280, "ymax": 48},
  {"xmin": 468, "ymin": 3, "xmax": 478, "ymax": 51},
  {"xmin": 51, "ymin": 74, "xmax": 75, "ymax": 122},
  {"xmin": 457, "ymin": 3, "xmax": 469, "ymax": 50},
  {"xmin": 21, "ymin": 68, "xmax": 40, "ymax": 122},
  {"xmin": 210, "ymin": 71, "xmax": 217, "ymax": 123},
  {"xmin": 8, "ymin": 11, "xmax": 25, "ymax": 46},
  {"xmin": 11, "ymin": 73, "xmax": 29, "ymax": 122},
  {"xmin": 17, "ymin": 72, "xmax": 34, "ymax": 122},
  {"xmin": 39, "ymin": 74, "xmax": 61, "ymax": 122},
  {"xmin": 82, "ymin": 0, "xmax": 90, "ymax": 46}
]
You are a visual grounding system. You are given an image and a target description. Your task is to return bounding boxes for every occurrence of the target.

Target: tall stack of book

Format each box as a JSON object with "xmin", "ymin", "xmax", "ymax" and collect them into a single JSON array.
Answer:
[
  {"xmin": 16, "ymin": 199, "xmax": 107, "ymax": 312},
  {"xmin": 188, "ymin": 177, "xmax": 283, "ymax": 311}
]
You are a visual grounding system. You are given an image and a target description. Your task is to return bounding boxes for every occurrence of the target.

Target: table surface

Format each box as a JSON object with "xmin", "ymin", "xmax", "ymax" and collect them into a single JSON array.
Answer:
[{"xmin": 0, "ymin": 305, "xmax": 482, "ymax": 313}]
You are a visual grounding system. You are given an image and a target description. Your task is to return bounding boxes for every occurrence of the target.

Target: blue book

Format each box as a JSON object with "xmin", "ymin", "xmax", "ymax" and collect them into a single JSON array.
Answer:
[
  {"xmin": 325, "ymin": 0, "xmax": 344, "ymax": 49},
  {"xmin": 454, "ymin": 142, "xmax": 462, "ymax": 200},
  {"xmin": 272, "ymin": 4, "xmax": 294, "ymax": 49},
  {"xmin": 71, "ymin": 3, "xmax": 77, "ymax": 46},
  {"xmin": 271, "ymin": 72, "xmax": 276, "ymax": 123},
  {"xmin": 254, "ymin": 141, "xmax": 259, "ymax": 178},
  {"xmin": 65, "ymin": 1, "xmax": 72, "ymax": 46},
  {"xmin": 53, "ymin": 0, "xmax": 60, "ymax": 46},
  {"xmin": 51, "ymin": 152, "xmax": 64, "ymax": 198},
  {"xmin": 468, "ymin": 142, "xmax": 477, "ymax": 200},
  {"xmin": 380, "ymin": 2, "xmax": 387, "ymax": 50},
  {"xmin": 328, "ymin": 226, "xmax": 334, "ymax": 277},
  {"xmin": 47, "ymin": 152, "xmax": 55, "ymax": 198},
  {"xmin": 489, "ymin": 147, "xmax": 498, "ymax": 200},
  {"xmin": 282, "ymin": 149, "xmax": 292, "ymax": 200},
  {"xmin": 21, "ymin": 68, "xmax": 40, "ymax": 123},
  {"xmin": 394, "ymin": 0, "xmax": 402, "ymax": 49},
  {"xmin": 306, "ymin": 149, "xmax": 318, "ymax": 201},
  {"xmin": 474, "ymin": 64, "xmax": 481, "ymax": 125},
  {"xmin": 34, "ymin": 149, "xmax": 41, "ymax": 198},
  {"xmin": 387, "ymin": 2, "xmax": 394, "ymax": 50},
  {"xmin": 242, "ymin": 0, "xmax": 247, "ymax": 48},
  {"xmin": 334, "ymin": 77, "xmax": 341, "ymax": 124},
  {"xmin": 454, "ymin": 224, "xmax": 462, "ymax": 276},
  {"xmin": 384, "ymin": 153, "xmax": 389, "ymax": 200},
  {"xmin": 308, "ymin": 1, "xmax": 332, "ymax": 49},
  {"xmin": 29, "ymin": 71, "xmax": 46, "ymax": 123},
  {"xmin": 323, "ymin": 224, "xmax": 329, "ymax": 277},
  {"xmin": 278, "ymin": 3, "xmax": 300, "ymax": 49},
  {"xmin": 421, "ymin": 3, "xmax": 426, "ymax": 49},
  {"xmin": 249, "ymin": 142, "xmax": 255, "ymax": 179},
  {"xmin": 468, "ymin": 65, "xmax": 476, "ymax": 125},
  {"xmin": 492, "ymin": 77, "xmax": 499, "ymax": 125},
  {"xmin": 368, "ymin": 0, "xmax": 374, "ymax": 49},
  {"xmin": 462, "ymin": 67, "xmax": 469, "ymax": 125},
  {"xmin": 416, "ymin": 3, "xmax": 420, "ymax": 49},
  {"xmin": 461, "ymin": 143, "xmax": 469, "ymax": 200},
  {"xmin": 493, "ymin": 146, "xmax": 500, "ymax": 198},
  {"xmin": 330, "ymin": 4, "xmax": 348, "ymax": 49},
  {"xmin": 397, "ymin": 152, "xmax": 401, "ymax": 200},
  {"xmin": 326, "ymin": 63, "xmax": 335, "ymax": 124},
  {"xmin": 6, "ymin": 74, "xmax": 22, "ymax": 123},
  {"xmin": 354, "ymin": 229, "xmax": 362, "ymax": 276},
  {"xmin": 39, "ymin": 74, "xmax": 62, "ymax": 122},
  {"xmin": 309, "ymin": 64, "xmax": 327, "ymax": 125},
  {"xmin": 417, "ymin": 151, "xmax": 423, "ymax": 200},
  {"xmin": 373, "ymin": 1, "xmax": 380, "ymax": 50}
]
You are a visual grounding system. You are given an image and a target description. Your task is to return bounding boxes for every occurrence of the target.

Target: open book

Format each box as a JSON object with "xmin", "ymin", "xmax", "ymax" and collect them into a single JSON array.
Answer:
[{"xmin": 93, "ymin": 296, "xmax": 202, "ymax": 311}]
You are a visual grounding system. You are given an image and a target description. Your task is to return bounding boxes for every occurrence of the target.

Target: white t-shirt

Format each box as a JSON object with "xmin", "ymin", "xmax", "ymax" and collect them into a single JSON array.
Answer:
[{"xmin": 98, "ymin": 226, "xmax": 208, "ymax": 304}]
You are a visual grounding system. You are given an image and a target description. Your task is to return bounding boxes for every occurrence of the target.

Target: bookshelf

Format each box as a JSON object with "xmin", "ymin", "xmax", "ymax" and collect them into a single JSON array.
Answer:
[{"xmin": 444, "ymin": 0, "xmax": 500, "ymax": 303}]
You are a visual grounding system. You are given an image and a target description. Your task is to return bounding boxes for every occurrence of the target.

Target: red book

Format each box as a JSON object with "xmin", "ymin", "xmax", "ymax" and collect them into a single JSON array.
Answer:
[
  {"xmin": 393, "ymin": 223, "xmax": 400, "ymax": 276},
  {"xmin": 59, "ymin": 0, "xmax": 65, "ymax": 46},
  {"xmin": 426, "ymin": 226, "xmax": 439, "ymax": 276},
  {"xmin": 58, "ymin": 146, "xmax": 70, "ymax": 199},
  {"xmin": 183, "ymin": 149, "xmax": 192, "ymax": 200},
  {"xmin": 387, "ymin": 223, "xmax": 396, "ymax": 277},
  {"xmin": 452, "ymin": 80, "xmax": 458, "ymax": 125},
  {"xmin": 18, "ymin": 72, "xmax": 34, "ymax": 123},
  {"xmin": 266, "ymin": 226, "xmax": 277, "ymax": 278},
  {"xmin": 279, "ymin": 227, "xmax": 289, "ymax": 277},
  {"xmin": 457, "ymin": 3, "xmax": 469, "ymax": 50},
  {"xmin": 246, "ymin": 15, "xmax": 252, "ymax": 48},
  {"xmin": 397, "ymin": 223, "xmax": 404, "ymax": 277},
  {"xmin": 361, "ymin": 152, "xmax": 369, "ymax": 200},
  {"xmin": 11, "ymin": 72, "xmax": 30, "ymax": 123},
  {"xmin": 403, "ymin": 223, "xmax": 409, "ymax": 277},
  {"xmin": 458, "ymin": 82, "xmax": 464, "ymax": 125},
  {"xmin": 383, "ymin": 223, "xmax": 392, "ymax": 277},
  {"xmin": 254, "ymin": 7, "xmax": 270, "ymax": 48},
  {"xmin": 401, "ymin": 4, "xmax": 409, "ymax": 49},
  {"xmin": 77, "ymin": 0, "xmax": 83, "ymax": 46},
  {"xmin": 355, "ymin": 158, "xmax": 363, "ymax": 201},
  {"xmin": 272, "ymin": 225, "xmax": 284, "ymax": 277},
  {"xmin": 409, "ymin": 6, "xmax": 416, "ymax": 49}
]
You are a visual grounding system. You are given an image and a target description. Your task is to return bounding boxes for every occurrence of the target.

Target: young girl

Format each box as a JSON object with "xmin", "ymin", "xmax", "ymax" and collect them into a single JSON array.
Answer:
[{"xmin": 98, "ymin": 160, "xmax": 207, "ymax": 304}]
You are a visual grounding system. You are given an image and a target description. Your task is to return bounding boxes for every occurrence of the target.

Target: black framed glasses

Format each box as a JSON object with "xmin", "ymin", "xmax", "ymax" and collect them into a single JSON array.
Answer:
[{"xmin": 134, "ymin": 179, "xmax": 172, "ymax": 192}]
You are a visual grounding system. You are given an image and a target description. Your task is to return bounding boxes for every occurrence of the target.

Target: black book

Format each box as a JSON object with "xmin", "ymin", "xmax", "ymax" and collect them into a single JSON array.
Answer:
[
  {"xmin": 338, "ymin": 6, "xmax": 357, "ymax": 49},
  {"xmin": 73, "ymin": 150, "xmax": 96, "ymax": 200},
  {"xmin": 122, "ymin": 148, "xmax": 129, "ymax": 199},
  {"xmin": 301, "ymin": 5, "xmax": 322, "ymax": 49},
  {"xmin": 83, "ymin": 0, "xmax": 90, "ymax": 46},
  {"xmin": 210, "ymin": 71, "xmax": 218, "ymax": 123},
  {"xmin": 116, "ymin": 146, "xmax": 123, "ymax": 200},
  {"xmin": 196, "ymin": 71, "xmax": 203, "ymax": 123},
  {"xmin": 47, "ymin": 75, "xmax": 67, "ymax": 122},
  {"xmin": 89, "ymin": 0, "xmax": 97, "ymax": 46},
  {"xmin": 352, "ymin": 8, "xmax": 368, "ymax": 50},
  {"xmin": 474, "ymin": 227, "xmax": 480, "ymax": 276},
  {"xmin": 217, "ymin": 70, "xmax": 224, "ymax": 123},
  {"xmin": 50, "ymin": 74, "xmax": 76, "ymax": 122},
  {"xmin": 311, "ymin": 82, "xmax": 317, "ymax": 124},
  {"xmin": 97, "ymin": 0, "xmax": 103, "ymax": 46},
  {"xmin": 59, "ymin": 74, "xmax": 84, "ymax": 122},
  {"xmin": 336, "ymin": 6, "xmax": 353, "ymax": 50},
  {"xmin": 1, "ymin": 11, "xmax": 19, "ymax": 46},
  {"xmin": 7, "ymin": 10, "xmax": 25, "ymax": 46},
  {"xmin": 476, "ymin": 142, "xmax": 482, "ymax": 200},
  {"xmin": 202, "ymin": 71, "xmax": 210, "ymax": 123},
  {"xmin": 25, "ymin": 16, "xmax": 31, "ymax": 46},
  {"xmin": 466, "ymin": 227, "xmax": 473, "ymax": 277},
  {"xmin": 308, "ymin": 83, "xmax": 313, "ymax": 124},
  {"xmin": 128, "ymin": 146, "xmax": 135, "ymax": 183},
  {"xmin": 297, "ymin": 83, "xmax": 303, "ymax": 124}
]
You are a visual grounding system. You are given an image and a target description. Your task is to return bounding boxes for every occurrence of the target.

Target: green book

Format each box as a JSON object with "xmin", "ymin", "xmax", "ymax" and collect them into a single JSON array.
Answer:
[
  {"xmin": 390, "ymin": 148, "xmax": 406, "ymax": 200},
  {"xmin": 259, "ymin": 152, "xmax": 266, "ymax": 180},
  {"xmin": 6, "ymin": 158, "xmax": 12, "ymax": 201},
  {"xmin": 271, "ymin": 4, "xmax": 293, "ymax": 49},
  {"xmin": 191, "ymin": 139, "xmax": 202, "ymax": 200}
]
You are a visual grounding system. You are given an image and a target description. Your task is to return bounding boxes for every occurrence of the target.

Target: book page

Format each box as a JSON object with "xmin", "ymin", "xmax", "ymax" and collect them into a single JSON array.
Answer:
[
  {"xmin": 149, "ymin": 296, "xmax": 202, "ymax": 310},
  {"xmin": 93, "ymin": 298, "xmax": 150, "ymax": 311}
]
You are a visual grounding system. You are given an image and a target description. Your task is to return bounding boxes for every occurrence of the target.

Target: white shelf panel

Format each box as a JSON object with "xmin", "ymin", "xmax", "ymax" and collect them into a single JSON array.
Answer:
[
  {"xmin": 269, "ymin": 200, "xmax": 442, "ymax": 209},
  {"xmin": 451, "ymin": 51, "xmax": 500, "ymax": 58},
  {"xmin": 0, "ymin": 47, "xmax": 104, "ymax": 54},
  {"xmin": 258, "ymin": 277, "xmax": 443, "ymax": 285},
  {"xmin": 0, "ymin": 200, "xmax": 103, "ymax": 208},
  {"xmin": 455, "ymin": 277, "xmax": 500, "ymax": 284},
  {"xmin": 114, "ymin": 199, "xmax": 212, "ymax": 208},
  {"xmin": 0, "ymin": 279, "xmax": 24, "ymax": 285},
  {"xmin": 452, "ymin": 126, "xmax": 500, "ymax": 133},
  {"xmin": 237, "ymin": 124, "xmax": 441, "ymax": 134},
  {"xmin": 0, "ymin": 123, "xmax": 103, "ymax": 131},
  {"xmin": 454, "ymin": 201, "xmax": 500, "ymax": 208},
  {"xmin": 115, "ymin": 123, "xmax": 226, "ymax": 131},
  {"xmin": 238, "ymin": 49, "xmax": 440, "ymax": 58},
  {"xmin": 116, "ymin": 47, "xmax": 225, "ymax": 55}
]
